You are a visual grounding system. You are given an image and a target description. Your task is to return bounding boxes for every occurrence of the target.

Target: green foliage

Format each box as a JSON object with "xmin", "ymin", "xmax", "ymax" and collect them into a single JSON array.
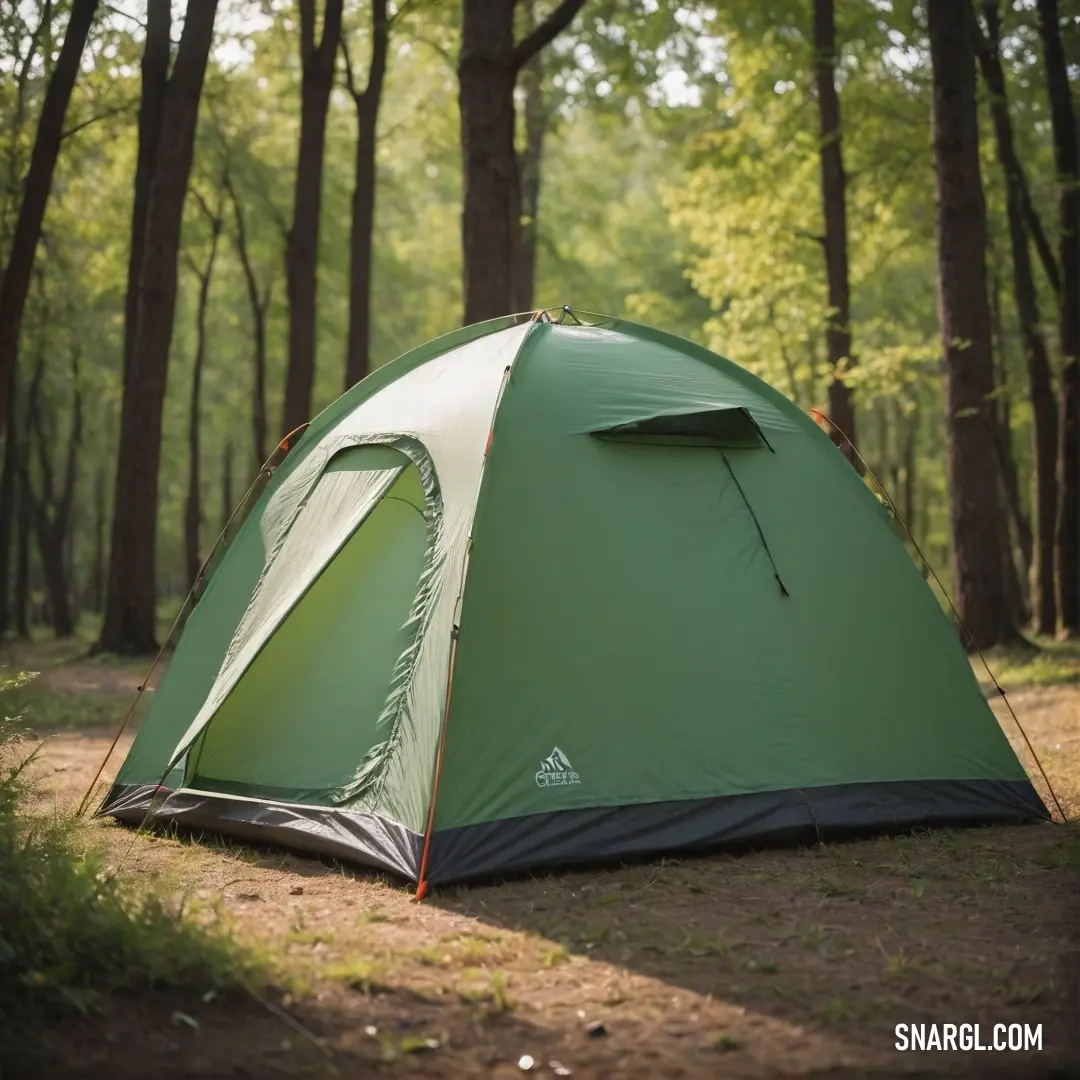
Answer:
[
  {"xmin": 0, "ymin": 670, "xmax": 265, "ymax": 1023},
  {"xmin": 0, "ymin": 0, "xmax": 1070, "ymax": 623},
  {"xmin": 979, "ymin": 637, "xmax": 1080, "ymax": 690}
]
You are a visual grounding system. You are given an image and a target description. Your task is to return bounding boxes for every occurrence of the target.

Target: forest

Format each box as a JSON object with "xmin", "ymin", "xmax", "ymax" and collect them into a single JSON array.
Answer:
[
  {"xmin": 0, "ymin": 0, "xmax": 1078, "ymax": 657},
  {"xmin": 4, "ymin": 3, "xmax": 1080, "ymax": 1074}
]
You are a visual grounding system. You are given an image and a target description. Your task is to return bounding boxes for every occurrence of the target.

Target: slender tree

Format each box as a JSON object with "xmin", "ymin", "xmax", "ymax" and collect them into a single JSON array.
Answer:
[
  {"xmin": 220, "ymin": 440, "xmax": 234, "ymax": 534},
  {"xmin": 341, "ymin": 0, "xmax": 389, "ymax": 390},
  {"xmin": 0, "ymin": 389, "xmax": 17, "ymax": 636},
  {"xmin": 22, "ymin": 345, "xmax": 82, "ymax": 638},
  {"xmin": 183, "ymin": 192, "xmax": 224, "ymax": 590},
  {"xmin": 89, "ymin": 465, "xmax": 106, "ymax": 613},
  {"xmin": 0, "ymin": 0, "xmax": 99, "ymax": 438},
  {"xmin": 811, "ymin": 0, "xmax": 857, "ymax": 466},
  {"xmin": 514, "ymin": 0, "xmax": 547, "ymax": 312},
  {"xmin": 1035, "ymin": 0, "xmax": 1080, "ymax": 636},
  {"xmin": 122, "ymin": 0, "xmax": 171, "ymax": 404},
  {"xmin": 989, "ymin": 253, "xmax": 1034, "ymax": 580},
  {"xmin": 225, "ymin": 172, "xmax": 272, "ymax": 474},
  {"xmin": 98, "ymin": 0, "xmax": 220, "ymax": 655},
  {"xmin": 458, "ymin": 0, "xmax": 586, "ymax": 324},
  {"xmin": 281, "ymin": 0, "xmax": 345, "ymax": 433},
  {"xmin": 974, "ymin": 0, "xmax": 1058, "ymax": 633},
  {"xmin": 927, "ymin": 0, "xmax": 1015, "ymax": 648},
  {"xmin": 14, "ymin": 451, "xmax": 31, "ymax": 638},
  {"xmin": 989, "ymin": 275, "xmax": 1032, "ymax": 624}
]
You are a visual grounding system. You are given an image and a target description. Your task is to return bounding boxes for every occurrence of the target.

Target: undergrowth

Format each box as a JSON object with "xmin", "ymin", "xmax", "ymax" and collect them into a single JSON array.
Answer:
[
  {"xmin": 977, "ymin": 636, "xmax": 1080, "ymax": 690},
  {"xmin": 0, "ymin": 668, "xmax": 267, "ymax": 1025}
]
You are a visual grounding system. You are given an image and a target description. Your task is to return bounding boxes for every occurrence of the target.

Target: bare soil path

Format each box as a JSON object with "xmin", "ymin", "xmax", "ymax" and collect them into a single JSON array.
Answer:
[{"xmin": 4, "ymin": 643, "xmax": 1079, "ymax": 1079}]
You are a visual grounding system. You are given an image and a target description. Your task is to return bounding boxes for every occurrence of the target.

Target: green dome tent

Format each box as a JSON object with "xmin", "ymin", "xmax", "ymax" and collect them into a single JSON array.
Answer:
[{"xmin": 99, "ymin": 310, "xmax": 1049, "ymax": 894}]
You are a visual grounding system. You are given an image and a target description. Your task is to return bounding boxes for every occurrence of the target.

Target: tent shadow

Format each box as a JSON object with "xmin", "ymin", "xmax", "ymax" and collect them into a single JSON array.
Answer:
[
  {"xmin": 424, "ymin": 825, "xmax": 1080, "ymax": 1076},
  {"xmin": 121, "ymin": 818, "xmax": 1079, "ymax": 1075}
]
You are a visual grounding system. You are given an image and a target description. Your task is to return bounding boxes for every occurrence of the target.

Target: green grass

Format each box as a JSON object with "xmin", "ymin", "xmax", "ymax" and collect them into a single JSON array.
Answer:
[
  {"xmin": 976, "ymin": 637, "xmax": 1080, "ymax": 690},
  {"xmin": 4, "ymin": 683, "xmax": 135, "ymax": 730},
  {"xmin": 0, "ymin": 670, "xmax": 268, "ymax": 1024}
]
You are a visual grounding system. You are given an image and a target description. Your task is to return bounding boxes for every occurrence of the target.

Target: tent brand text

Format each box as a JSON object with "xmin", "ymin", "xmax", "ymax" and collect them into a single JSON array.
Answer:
[
  {"xmin": 894, "ymin": 1024, "xmax": 1042, "ymax": 1052},
  {"xmin": 536, "ymin": 747, "xmax": 581, "ymax": 788}
]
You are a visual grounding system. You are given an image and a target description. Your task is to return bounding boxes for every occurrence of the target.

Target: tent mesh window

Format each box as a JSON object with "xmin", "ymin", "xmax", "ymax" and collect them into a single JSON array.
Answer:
[{"xmin": 591, "ymin": 407, "xmax": 770, "ymax": 450}]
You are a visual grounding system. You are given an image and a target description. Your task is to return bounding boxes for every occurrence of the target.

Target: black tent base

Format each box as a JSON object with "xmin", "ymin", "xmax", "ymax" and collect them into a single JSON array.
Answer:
[{"xmin": 99, "ymin": 777, "xmax": 1050, "ymax": 889}]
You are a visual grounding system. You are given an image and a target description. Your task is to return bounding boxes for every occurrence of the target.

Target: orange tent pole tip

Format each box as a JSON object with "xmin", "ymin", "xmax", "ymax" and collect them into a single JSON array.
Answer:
[
  {"xmin": 277, "ymin": 423, "xmax": 310, "ymax": 451},
  {"xmin": 412, "ymin": 880, "xmax": 429, "ymax": 902}
]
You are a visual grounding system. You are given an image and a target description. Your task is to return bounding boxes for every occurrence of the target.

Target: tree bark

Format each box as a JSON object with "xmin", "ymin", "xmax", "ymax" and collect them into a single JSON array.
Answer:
[
  {"xmin": 121, "ymin": 0, "xmax": 171, "ymax": 419},
  {"xmin": 988, "ymin": 247, "xmax": 1034, "ymax": 588},
  {"xmin": 514, "ymin": 0, "xmax": 547, "ymax": 312},
  {"xmin": 225, "ymin": 174, "xmax": 271, "ymax": 474},
  {"xmin": 975, "ymin": 0, "xmax": 1057, "ymax": 633},
  {"xmin": 514, "ymin": 68, "xmax": 546, "ymax": 311},
  {"xmin": 0, "ymin": 0, "xmax": 98, "ymax": 440},
  {"xmin": 927, "ymin": 0, "xmax": 1016, "ymax": 649},
  {"xmin": 184, "ymin": 198, "xmax": 222, "ymax": 590},
  {"xmin": 341, "ymin": 0, "xmax": 389, "ymax": 391},
  {"xmin": 90, "ymin": 465, "xmax": 105, "ymax": 613},
  {"xmin": 22, "ymin": 347, "xmax": 81, "ymax": 638},
  {"xmin": 812, "ymin": 0, "xmax": 858, "ymax": 467},
  {"xmin": 97, "ymin": 0, "xmax": 219, "ymax": 655},
  {"xmin": 281, "ymin": 0, "xmax": 345, "ymax": 434},
  {"xmin": 459, "ymin": 0, "xmax": 585, "ymax": 325},
  {"xmin": 1036, "ymin": 0, "xmax": 1080, "ymax": 636}
]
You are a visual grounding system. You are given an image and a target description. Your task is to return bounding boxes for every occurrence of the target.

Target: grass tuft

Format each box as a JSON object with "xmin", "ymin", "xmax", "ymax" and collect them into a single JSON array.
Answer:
[
  {"xmin": 977, "ymin": 638, "xmax": 1080, "ymax": 690},
  {"xmin": 0, "ymin": 669, "xmax": 268, "ymax": 1025}
]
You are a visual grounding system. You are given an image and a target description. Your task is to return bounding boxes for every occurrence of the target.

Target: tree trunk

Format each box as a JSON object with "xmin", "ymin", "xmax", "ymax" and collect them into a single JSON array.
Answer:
[
  {"xmin": 1036, "ymin": 0, "xmax": 1080, "ymax": 636},
  {"xmin": 90, "ymin": 465, "xmax": 105, "ymax": 613},
  {"xmin": 64, "ymin": 488, "xmax": 77, "ymax": 626},
  {"xmin": 184, "ymin": 203, "xmax": 222, "ymax": 590},
  {"xmin": 0, "ymin": 0, "xmax": 98, "ymax": 440},
  {"xmin": 927, "ymin": 0, "xmax": 1016, "ymax": 649},
  {"xmin": 97, "ymin": 0, "xmax": 219, "ymax": 655},
  {"xmin": 989, "ymin": 246, "xmax": 1034, "ymax": 585},
  {"xmin": 0, "ymin": 389, "xmax": 16, "ymax": 636},
  {"xmin": 993, "ymin": 419, "xmax": 1033, "ymax": 620},
  {"xmin": 225, "ymin": 174, "xmax": 270, "ymax": 474},
  {"xmin": 14, "ymin": 462, "xmax": 31, "ymax": 638},
  {"xmin": 34, "ymin": 520, "xmax": 73, "ymax": 637},
  {"xmin": 459, "ymin": 4, "xmax": 519, "ymax": 326},
  {"xmin": 121, "ymin": 0, "xmax": 171, "ymax": 421},
  {"xmin": 22, "ymin": 348, "xmax": 81, "ymax": 639},
  {"xmin": 342, "ymin": 0, "xmax": 389, "ymax": 391},
  {"xmin": 812, "ymin": 0, "xmax": 858, "ymax": 466},
  {"xmin": 3, "ymin": 1, "xmax": 55, "ymax": 249},
  {"xmin": 901, "ymin": 404, "xmax": 918, "ymax": 541},
  {"xmin": 875, "ymin": 402, "xmax": 890, "ymax": 490},
  {"xmin": 514, "ymin": 1, "xmax": 546, "ymax": 312},
  {"xmin": 281, "ymin": 0, "xmax": 345, "ymax": 434},
  {"xmin": 221, "ymin": 440, "xmax": 233, "ymax": 534},
  {"xmin": 976, "ymin": 0, "xmax": 1057, "ymax": 633},
  {"xmin": 459, "ymin": 0, "xmax": 584, "ymax": 326}
]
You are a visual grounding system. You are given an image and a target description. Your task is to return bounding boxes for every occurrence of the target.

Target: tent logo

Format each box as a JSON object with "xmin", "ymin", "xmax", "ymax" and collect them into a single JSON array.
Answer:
[{"xmin": 535, "ymin": 747, "xmax": 581, "ymax": 788}]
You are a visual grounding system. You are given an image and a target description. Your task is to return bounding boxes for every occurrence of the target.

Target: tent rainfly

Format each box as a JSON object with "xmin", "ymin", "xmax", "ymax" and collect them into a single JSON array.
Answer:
[{"xmin": 99, "ymin": 311, "xmax": 1050, "ymax": 894}]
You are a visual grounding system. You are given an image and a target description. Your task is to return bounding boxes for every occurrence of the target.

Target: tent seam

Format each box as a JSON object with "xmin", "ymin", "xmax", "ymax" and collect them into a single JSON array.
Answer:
[{"xmin": 413, "ymin": 322, "xmax": 541, "ymax": 897}]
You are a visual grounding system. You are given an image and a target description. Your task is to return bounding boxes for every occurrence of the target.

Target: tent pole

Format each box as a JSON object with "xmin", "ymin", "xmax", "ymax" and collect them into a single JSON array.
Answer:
[
  {"xmin": 413, "ymin": 360, "xmax": 520, "ymax": 899},
  {"xmin": 811, "ymin": 409, "xmax": 1067, "ymax": 824},
  {"xmin": 76, "ymin": 424, "xmax": 310, "ymax": 818}
]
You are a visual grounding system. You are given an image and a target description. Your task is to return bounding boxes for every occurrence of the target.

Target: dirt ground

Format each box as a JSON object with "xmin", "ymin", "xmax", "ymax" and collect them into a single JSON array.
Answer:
[{"xmin": 4, "ymin": 642, "xmax": 1080, "ymax": 1079}]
